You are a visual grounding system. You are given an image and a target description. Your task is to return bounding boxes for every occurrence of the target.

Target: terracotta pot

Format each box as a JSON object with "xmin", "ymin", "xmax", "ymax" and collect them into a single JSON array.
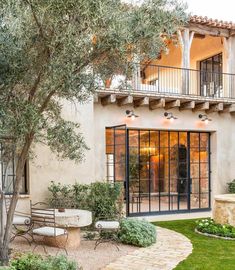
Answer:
[
  {"xmin": 58, "ymin": 208, "xmax": 65, "ymax": 213},
  {"xmin": 105, "ymin": 78, "xmax": 112, "ymax": 88}
]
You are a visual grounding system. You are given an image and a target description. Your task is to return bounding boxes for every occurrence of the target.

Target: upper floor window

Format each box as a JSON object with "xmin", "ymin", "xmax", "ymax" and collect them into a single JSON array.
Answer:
[{"xmin": 200, "ymin": 53, "xmax": 223, "ymax": 97}]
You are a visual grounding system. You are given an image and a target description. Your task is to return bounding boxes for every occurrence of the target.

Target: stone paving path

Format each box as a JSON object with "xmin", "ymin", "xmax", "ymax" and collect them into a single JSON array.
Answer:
[{"xmin": 103, "ymin": 226, "xmax": 193, "ymax": 270}]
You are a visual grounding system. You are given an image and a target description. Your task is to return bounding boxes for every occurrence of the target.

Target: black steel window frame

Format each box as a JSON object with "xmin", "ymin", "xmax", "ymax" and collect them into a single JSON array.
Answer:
[
  {"xmin": 200, "ymin": 53, "xmax": 223, "ymax": 96},
  {"xmin": 0, "ymin": 144, "xmax": 29, "ymax": 195},
  {"xmin": 105, "ymin": 127, "xmax": 211, "ymax": 216}
]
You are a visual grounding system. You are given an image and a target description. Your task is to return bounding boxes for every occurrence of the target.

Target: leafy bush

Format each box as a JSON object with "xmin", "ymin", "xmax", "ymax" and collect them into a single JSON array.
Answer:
[
  {"xmin": 118, "ymin": 218, "xmax": 156, "ymax": 247},
  {"xmin": 196, "ymin": 218, "xmax": 235, "ymax": 238},
  {"xmin": 87, "ymin": 182, "xmax": 123, "ymax": 221},
  {"xmin": 48, "ymin": 181, "xmax": 123, "ymax": 223},
  {"xmin": 10, "ymin": 253, "xmax": 80, "ymax": 270},
  {"xmin": 48, "ymin": 181, "xmax": 74, "ymax": 209},
  {"xmin": 227, "ymin": 179, "xmax": 235, "ymax": 193}
]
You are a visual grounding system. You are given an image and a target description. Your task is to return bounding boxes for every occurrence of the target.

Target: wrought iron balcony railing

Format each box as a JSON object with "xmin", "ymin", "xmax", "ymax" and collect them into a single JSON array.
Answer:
[{"xmin": 100, "ymin": 64, "xmax": 235, "ymax": 99}]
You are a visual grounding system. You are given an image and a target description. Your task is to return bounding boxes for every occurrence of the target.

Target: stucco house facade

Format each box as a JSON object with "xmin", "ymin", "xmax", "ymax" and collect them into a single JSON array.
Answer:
[{"xmin": 12, "ymin": 16, "xmax": 235, "ymax": 218}]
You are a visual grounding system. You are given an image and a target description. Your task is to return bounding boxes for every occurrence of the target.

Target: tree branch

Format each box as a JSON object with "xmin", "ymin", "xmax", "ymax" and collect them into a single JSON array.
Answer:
[
  {"xmin": 28, "ymin": 70, "xmax": 43, "ymax": 102},
  {"xmin": 39, "ymin": 90, "xmax": 56, "ymax": 113},
  {"xmin": 24, "ymin": 0, "xmax": 50, "ymax": 57}
]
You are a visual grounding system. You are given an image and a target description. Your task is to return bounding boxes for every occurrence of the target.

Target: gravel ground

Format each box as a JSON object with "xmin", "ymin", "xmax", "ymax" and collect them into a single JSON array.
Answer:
[{"xmin": 10, "ymin": 237, "xmax": 138, "ymax": 270}]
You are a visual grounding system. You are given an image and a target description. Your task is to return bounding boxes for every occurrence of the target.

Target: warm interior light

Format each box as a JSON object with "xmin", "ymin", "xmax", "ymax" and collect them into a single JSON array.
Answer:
[
  {"xmin": 204, "ymin": 119, "xmax": 209, "ymax": 125},
  {"xmin": 131, "ymin": 115, "xmax": 135, "ymax": 121},
  {"xmin": 169, "ymin": 117, "xmax": 174, "ymax": 123}
]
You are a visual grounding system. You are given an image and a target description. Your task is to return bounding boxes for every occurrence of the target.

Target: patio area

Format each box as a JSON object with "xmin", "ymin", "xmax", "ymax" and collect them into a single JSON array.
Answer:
[{"xmin": 10, "ymin": 226, "xmax": 192, "ymax": 270}]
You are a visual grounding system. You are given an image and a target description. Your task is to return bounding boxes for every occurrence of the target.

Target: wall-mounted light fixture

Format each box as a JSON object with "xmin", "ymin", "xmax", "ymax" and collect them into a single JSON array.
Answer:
[
  {"xmin": 164, "ymin": 112, "xmax": 177, "ymax": 122},
  {"xmin": 126, "ymin": 110, "xmax": 139, "ymax": 120},
  {"xmin": 198, "ymin": 114, "xmax": 212, "ymax": 124}
]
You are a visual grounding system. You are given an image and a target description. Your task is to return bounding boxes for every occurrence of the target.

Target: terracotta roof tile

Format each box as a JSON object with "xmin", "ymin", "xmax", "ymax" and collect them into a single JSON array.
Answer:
[{"xmin": 190, "ymin": 15, "xmax": 235, "ymax": 30}]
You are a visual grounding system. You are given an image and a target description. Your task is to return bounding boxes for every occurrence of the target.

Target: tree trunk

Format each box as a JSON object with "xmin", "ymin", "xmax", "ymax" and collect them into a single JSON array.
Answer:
[
  {"xmin": 0, "ymin": 245, "xmax": 9, "ymax": 266},
  {"xmin": 0, "ymin": 133, "xmax": 34, "ymax": 265}
]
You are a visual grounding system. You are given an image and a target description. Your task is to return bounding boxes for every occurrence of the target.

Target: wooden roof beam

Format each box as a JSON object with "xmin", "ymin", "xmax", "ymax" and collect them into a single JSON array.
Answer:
[
  {"xmin": 101, "ymin": 94, "xmax": 116, "ymax": 106},
  {"xmin": 180, "ymin": 101, "xmax": 195, "ymax": 110},
  {"xmin": 187, "ymin": 23, "xmax": 230, "ymax": 37},
  {"xmin": 149, "ymin": 98, "xmax": 165, "ymax": 110},
  {"xmin": 193, "ymin": 101, "xmax": 210, "ymax": 111},
  {"xmin": 223, "ymin": 104, "xmax": 235, "ymax": 113},
  {"xmin": 206, "ymin": 103, "xmax": 224, "ymax": 113},
  {"xmin": 134, "ymin": 97, "xmax": 149, "ymax": 107},
  {"xmin": 117, "ymin": 95, "xmax": 133, "ymax": 106},
  {"xmin": 165, "ymin": 99, "xmax": 180, "ymax": 110}
]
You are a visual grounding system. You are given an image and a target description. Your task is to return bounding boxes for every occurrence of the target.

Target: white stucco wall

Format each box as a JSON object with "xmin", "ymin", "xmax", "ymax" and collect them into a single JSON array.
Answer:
[
  {"xmin": 93, "ymin": 102, "xmax": 235, "ymax": 205},
  {"xmin": 17, "ymin": 99, "xmax": 235, "ymax": 217},
  {"xmin": 17, "ymin": 98, "xmax": 95, "ymax": 212}
]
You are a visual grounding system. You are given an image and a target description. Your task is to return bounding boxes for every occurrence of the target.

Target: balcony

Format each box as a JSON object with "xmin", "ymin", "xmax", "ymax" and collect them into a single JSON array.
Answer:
[{"xmin": 95, "ymin": 64, "xmax": 235, "ymax": 112}]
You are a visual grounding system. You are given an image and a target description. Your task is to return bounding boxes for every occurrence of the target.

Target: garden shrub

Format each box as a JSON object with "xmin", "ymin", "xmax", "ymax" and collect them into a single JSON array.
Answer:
[
  {"xmin": 196, "ymin": 218, "xmax": 235, "ymax": 238},
  {"xmin": 118, "ymin": 218, "xmax": 156, "ymax": 247},
  {"xmin": 48, "ymin": 181, "xmax": 123, "ymax": 223},
  {"xmin": 10, "ymin": 253, "xmax": 79, "ymax": 270},
  {"xmin": 227, "ymin": 179, "xmax": 235, "ymax": 193},
  {"xmin": 87, "ymin": 182, "xmax": 123, "ymax": 221}
]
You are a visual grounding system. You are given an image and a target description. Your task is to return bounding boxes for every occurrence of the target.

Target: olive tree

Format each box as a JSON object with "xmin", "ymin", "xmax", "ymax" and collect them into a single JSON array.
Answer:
[{"xmin": 0, "ymin": 0, "xmax": 186, "ymax": 264}]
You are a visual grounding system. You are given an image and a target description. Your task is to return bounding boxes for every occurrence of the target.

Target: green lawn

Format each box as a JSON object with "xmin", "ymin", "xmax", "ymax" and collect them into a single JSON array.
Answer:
[{"xmin": 154, "ymin": 219, "xmax": 235, "ymax": 270}]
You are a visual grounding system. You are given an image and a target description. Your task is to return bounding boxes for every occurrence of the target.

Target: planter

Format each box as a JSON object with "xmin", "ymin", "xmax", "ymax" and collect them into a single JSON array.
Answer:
[
  {"xmin": 213, "ymin": 194, "xmax": 235, "ymax": 226},
  {"xmin": 58, "ymin": 208, "xmax": 65, "ymax": 213},
  {"xmin": 195, "ymin": 228, "xmax": 235, "ymax": 241}
]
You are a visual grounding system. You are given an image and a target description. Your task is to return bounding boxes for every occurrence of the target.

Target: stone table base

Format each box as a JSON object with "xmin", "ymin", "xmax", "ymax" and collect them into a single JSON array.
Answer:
[{"xmin": 44, "ymin": 227, "xmax": 81, "ymax": 249}]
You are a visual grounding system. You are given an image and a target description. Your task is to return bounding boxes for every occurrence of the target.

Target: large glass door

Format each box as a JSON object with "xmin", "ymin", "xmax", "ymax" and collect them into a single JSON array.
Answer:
[{"xmin": 106, "ymin": 128, "xmax": 210, "ymax": 216}]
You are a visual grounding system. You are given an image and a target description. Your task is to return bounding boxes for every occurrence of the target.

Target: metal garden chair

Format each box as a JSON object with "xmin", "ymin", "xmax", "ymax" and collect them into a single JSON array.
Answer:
[
  {"xmin": 5, "ymin": 197, "xmax": 32, "ymax": 245},
  {"xmin": 30, "ymin": 201, "xmax": 68, "ymax": 255},
  {"xmin": 94, "ymin": 217, "xmax": 120, "ymax": 251}
]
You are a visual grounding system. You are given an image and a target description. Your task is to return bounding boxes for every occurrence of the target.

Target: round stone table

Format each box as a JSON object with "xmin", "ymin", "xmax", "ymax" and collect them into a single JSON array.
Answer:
[
  {"xmin": 44, "ymin": 209, "xmax": 92, "ymax": 249},
  {"xmin": 213, "ymin": 194, "xmax": 235, "ymax": 226}
]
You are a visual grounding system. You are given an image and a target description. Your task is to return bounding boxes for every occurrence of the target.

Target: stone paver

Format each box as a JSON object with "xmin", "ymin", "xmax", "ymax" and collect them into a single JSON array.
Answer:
[{"xmin": 103, "ymin": 226, "xmax": 192, "ymax": 270}]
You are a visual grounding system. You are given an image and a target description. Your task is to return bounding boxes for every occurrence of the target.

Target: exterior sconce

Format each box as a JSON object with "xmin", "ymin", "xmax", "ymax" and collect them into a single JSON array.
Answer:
[
  {"xmin": 126, "ymin": 110, "xmax": 139, "ymax": 120},
  {"xmin": 198, "ymin": 114, "xmax": 212, "ymax": 124},
  {"xmin": 164, "ymin": 112, "xmax": 177, "ymax": 122}
]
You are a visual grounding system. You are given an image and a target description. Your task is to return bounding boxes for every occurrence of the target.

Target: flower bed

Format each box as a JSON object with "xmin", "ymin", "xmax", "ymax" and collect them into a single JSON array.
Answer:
[{"xmin": 195, "ymin": 218, "xmax": 235, "ymax": 239}]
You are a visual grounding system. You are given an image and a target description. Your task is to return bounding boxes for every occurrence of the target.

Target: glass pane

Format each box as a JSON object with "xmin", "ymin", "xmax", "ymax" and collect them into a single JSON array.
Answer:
[
  {"xmin": 150, "ymin": 155, "xmax": 161, "ymax": 192},
  {"xmin": 170, "ymin": 132, "xmax": 178, "ymax": 147},
  {"xmin": 200, "ymin": 178, "xmax": 209, "ymax": 193},
  {"xmin": 190, "ymin": 148, "xmax": 199, "ymax": 162},
  {"xmin": 140, "ymin": 130, "xmax": 149, "ymax": 148},
  {"xmin": 190, "ymin": 133, "xmax": 199, "ymax": 147},
  {"xmin": 191, "ymin": 163, "xmax": 199, "ymax": 178},
  {"xmin": 179, "ymin": 132, "xmax": 187, "ymax": 146},
  {"xmin": 191, "ymin": 193, "xmax": 199, "ymax": 209},
  {"xmin": 191, "ymin": 178, "xmax": 199, "ymax": 193},
  {"xmin": 129, "ymin": 130, "xmax": 139, "ymax": 147},
  {"xmin": 200, "ymin": 163, "xmax": 209, "ymax": 178},
  {"xmin": 179, "ymin": 195, "xmax": 188, "ymax": 210},
  {"xmin": 200, "ymin": 149, "xmax": 208, "ymax": 162},
  {"xmin": 200, "ymin": 133, "xmax": 209, "ymax": 148},
  {"xmin": 150, "ymin": 131, "xmax": 159, "ymax": 148},
  {"xmin": 105, "ymin": 128, "xmax": 114, "ymax": 154},
  {"xmin": 160, "ymin": 194, "xmax": 169, "ymax": 211},
  {"xmin": 200, "ymin": 193, "xmax": 209, "ymax": 208},
  {"xmin": 115, "ymin": 129, "xmax": 125, "ymax": 144},
  {"xmin": 129, "ymin": 179, "xmax": 140, "ymax": 214},
  {"xmin": 160, "ymin": 131, "xmax": 168, "ymax": 147}
]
